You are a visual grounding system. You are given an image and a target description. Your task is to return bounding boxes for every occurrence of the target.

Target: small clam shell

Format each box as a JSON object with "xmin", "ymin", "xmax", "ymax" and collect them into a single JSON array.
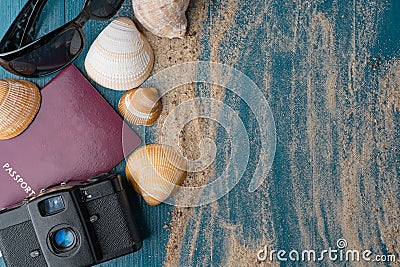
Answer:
[
  {"xmin": 84, "ymin": 17, "xmax": 154, "ymax": 90},
  {"xmin": 133, "ymin": 0, "xmax": 190, "ymax": 39},
  {"xmin": 118, "ymin": 87, "xmax": 162, "ymax": 126},
  {"xmin": 126, "ymin": 144, "xmax": 187, "ymax": 206},
  {"xmin": 0, "ymin": 79, "xmax": 41, "ymax": 140}
]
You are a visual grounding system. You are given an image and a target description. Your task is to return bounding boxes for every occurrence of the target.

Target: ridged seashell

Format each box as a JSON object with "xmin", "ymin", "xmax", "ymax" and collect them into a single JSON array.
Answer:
[
  {"xmin": 118, "ymin": 87, "xmax": 162, "ymax": 126},
  {"xmin": 84, "ymin": 17, "xmax": 154, "ymax": 90},
  {"xmin": 126, "ymin": 144, "xmax": 187, "ymax": 206},
  {"xmin": 133, "ymin": 0, "xmax": 190, "ymax": 39},
  {"xmin": 0, "ymin": 79, "xmax": 41, "ymax": 140}
]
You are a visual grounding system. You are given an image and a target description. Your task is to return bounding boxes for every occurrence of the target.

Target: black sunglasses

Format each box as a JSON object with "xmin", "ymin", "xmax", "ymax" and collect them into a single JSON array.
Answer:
[{"xmin": 0, "ymin": 0, "xmax": 124, "ymax": 78}]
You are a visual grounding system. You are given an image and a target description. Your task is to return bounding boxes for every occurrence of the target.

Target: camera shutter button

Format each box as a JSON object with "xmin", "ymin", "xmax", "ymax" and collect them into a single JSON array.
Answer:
[
  {"xmin": 82, "ymin": 190, "xmax": 93, "ymax": 201},
  {"xmin": 30, "ymin": 250, "xmax": 40, "ymax": 258},
  {"xmin": 89, "ymin": 214, "xmax": 99, "ymax": 223}
]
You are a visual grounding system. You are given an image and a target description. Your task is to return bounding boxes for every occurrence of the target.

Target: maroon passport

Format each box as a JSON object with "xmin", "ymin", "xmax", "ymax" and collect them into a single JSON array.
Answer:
[{"xmin": 0, "ymin": 65, "xmax": 141, "ymax": 210}]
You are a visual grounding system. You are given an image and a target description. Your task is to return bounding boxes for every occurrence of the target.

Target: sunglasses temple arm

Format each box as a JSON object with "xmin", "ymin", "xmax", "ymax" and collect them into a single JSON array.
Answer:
[{"xmin": 0, "ymin": 0, "xmax": 48, "ymax": 52}]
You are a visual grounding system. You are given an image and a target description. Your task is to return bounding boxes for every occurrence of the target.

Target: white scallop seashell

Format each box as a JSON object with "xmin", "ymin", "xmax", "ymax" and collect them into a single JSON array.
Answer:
[
  {"xmin": 84, "ymin": 17, "xmax": 154, "ymax": 91},
  {"xmin": 118, "ymin": 87, "xmax": 162, "ymax": 126},
  {"xmin": 132, "ymin": 0, "xmax": 190, "ymax": 39},
  {"xmin": 126, "ymin": 144, "xmax": 187, "ymax": 206}
]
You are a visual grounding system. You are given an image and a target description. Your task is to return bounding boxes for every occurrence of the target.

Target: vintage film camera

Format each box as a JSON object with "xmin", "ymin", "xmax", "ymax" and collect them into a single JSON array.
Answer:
[{"xmin": 0, "ymin": 173, "xmax": 142, "ymax": 266}]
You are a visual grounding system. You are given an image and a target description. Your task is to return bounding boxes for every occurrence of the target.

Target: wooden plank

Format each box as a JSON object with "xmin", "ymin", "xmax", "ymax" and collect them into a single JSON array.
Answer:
[
  {"xmin": 1, "ymin": 0, "xmax": 399, "ymax": 266},
  {"xmin": 154, "ymin": 0, "xmax": 400, "ymax": 266}
]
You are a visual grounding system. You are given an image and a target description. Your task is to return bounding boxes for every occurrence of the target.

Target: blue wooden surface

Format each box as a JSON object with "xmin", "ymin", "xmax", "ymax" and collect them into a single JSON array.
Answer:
[{"xmin": 1, "ymin": 0, "xmax": 399, "ymax": 266}]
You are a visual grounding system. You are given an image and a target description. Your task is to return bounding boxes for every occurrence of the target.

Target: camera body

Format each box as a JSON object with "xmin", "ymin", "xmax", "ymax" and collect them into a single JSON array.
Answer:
[{"xmin": 0, "ymin": 173, "xmax": 142, "ymax": 267}]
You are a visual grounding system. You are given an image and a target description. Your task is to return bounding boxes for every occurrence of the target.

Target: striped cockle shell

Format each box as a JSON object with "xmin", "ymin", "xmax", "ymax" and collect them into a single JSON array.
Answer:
[
  {"xmin": 126, "ymin": 144, "xmax": 187, "ymax": 206},
  {"xmin": 0, "ymin": 79, "xmax": 41, "ymax": 140},
  {"xmin": 132, "ymin": 0, "xmax": 190, "ymax": 39},
  {"xmin": 84, "ymin": 17, "xmax": 154, "ymax": 90},
  {"xmin": 118, "ymin": 87, "xmax": 162, "ymax": 126}
]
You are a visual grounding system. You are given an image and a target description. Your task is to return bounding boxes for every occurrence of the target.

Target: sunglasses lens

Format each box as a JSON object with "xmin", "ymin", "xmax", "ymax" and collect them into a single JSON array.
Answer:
[
  {"xmin": 88, "ymin": 0, "xmax": 124, "ymax": 19},
  {"xmin": 10, "ymin": 28, "xmax": 83, "ymax": 77}
]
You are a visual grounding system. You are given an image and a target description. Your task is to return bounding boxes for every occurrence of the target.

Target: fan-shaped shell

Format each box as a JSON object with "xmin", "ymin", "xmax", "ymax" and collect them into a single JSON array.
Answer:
[
  {"xmin": 126, "ymin": 144, "xmax": 187, "ymax": 206},
  {"xmin": 133, "ymin": 0, "xmax": 190, "ymax": 39},
  {"xmin": 84, "ymin": 17, "xmax": 154, "ymax": 90},
  {"xmin": 0, "ymin": 79, "xmax": 41, "ymax": 140},
  {"xmin": 118, "ymin": 87, "xmax": 162, "ymax": 126}
]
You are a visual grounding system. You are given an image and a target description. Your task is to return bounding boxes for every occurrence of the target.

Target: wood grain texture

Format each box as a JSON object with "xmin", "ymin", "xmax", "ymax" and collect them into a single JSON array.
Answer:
[{"xmin": 0, "ymin": 0, "xmax": 399, "ymax": 266}]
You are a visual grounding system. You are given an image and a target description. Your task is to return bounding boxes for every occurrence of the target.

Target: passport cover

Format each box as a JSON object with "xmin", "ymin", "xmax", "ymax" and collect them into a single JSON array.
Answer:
[{"xmin": 0, "ymin": 65, "xmax": 141, "ymax": 210}]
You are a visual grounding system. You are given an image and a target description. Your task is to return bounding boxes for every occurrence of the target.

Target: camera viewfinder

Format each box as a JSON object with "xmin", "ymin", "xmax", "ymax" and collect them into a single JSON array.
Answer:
[{"xmin": 39, "ymin": 196, "xmax": 65, "ymax": 216}]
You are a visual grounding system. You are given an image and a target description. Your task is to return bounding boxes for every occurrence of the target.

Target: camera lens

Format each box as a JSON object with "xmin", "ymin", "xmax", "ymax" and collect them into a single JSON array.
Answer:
[{"xmin": 52, "ymin": 228, "xmax": 76, "ymax": 251}]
